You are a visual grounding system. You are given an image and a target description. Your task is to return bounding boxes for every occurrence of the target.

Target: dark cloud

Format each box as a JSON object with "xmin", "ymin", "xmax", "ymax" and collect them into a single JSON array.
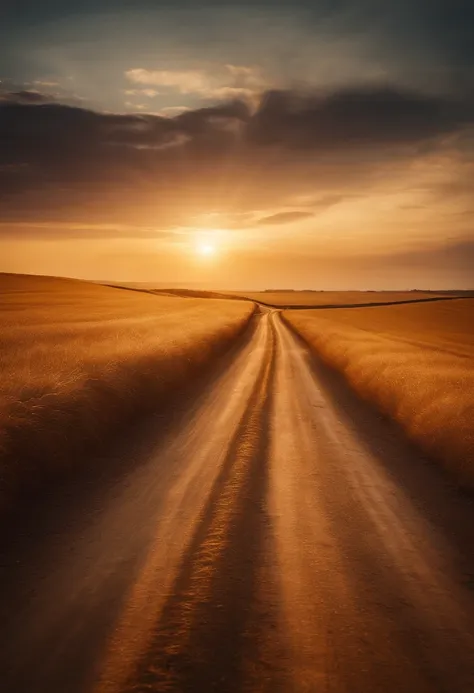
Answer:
[
  {"xmin": 0, "ymin": 84, "xmax": 473, "ymax": 227},
  {"xmin": 2, "ymin": 1, "xmax": 472, "ymax": 78},
  {"xmin": 175, "ymin": 100, "xmax": 250, "ymax": 130},
  {"xmin": 249, "ymin": 87, "xmax": 473, "ymax": 149},
  {"xmin": 0, "ymin": 97, "xmax": 248, "ymax": 189},
  {"xmin": 0, "ymin": 89, "xmax": 55, "ymax": 104},
  {"xmin": 257, "ymin": 211, "xmax": 314, "ymax": 225},
  {"xmin": 0, "ymin": 96, "xmax": 248, "ymax": 149}
]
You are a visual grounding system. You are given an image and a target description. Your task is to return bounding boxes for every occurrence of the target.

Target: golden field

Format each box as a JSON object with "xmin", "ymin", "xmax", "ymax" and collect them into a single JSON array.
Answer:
[
  {"xmin": 226, "ymin": 290, "xmax": 470, "ymax": 307},
  {"xmin": 284, "ymin": 299, "xmax": 474, "ymax": 485},
  {"xmin": 141, "ymin": 288, "xmax": 473, "ymax": 308},
  {"xmin": 0, "ymin": 273, "xmax": 254, "ymax": 508}
]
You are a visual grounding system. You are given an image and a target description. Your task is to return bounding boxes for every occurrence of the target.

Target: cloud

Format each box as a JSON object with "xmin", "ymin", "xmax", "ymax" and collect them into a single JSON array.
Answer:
[
  {"xmin": 0, "ymin": 96, "xmax": 251, "ymax": 226},
  {"xmin": 33, "ymin": 80, "xmax": 60, "ymax": 88},
  {"xmin": 0, "ymin": 83, "xmax": 472, "ymax": 232},
  {"xmin": 124, "ymin": 88, "xmax": 159, "ymax": 98},
  {"xmin": 0, "ymin": 89, "xmax": 56, "ymax": 104},
  {"xmin": 125, "ymin": 68, "xmax": 211, "ymax": 93},
  {"xmin": 0, "ymin": 85, "xmax": 89, "ymax": 108},
  {"xmin": 249, "ymin": 87, "xmax": 474, "ymax": 149},
  {"xmin": 0, "ymin": 97, "xmax": 248, "ymax": 153},
  {"xmin": 3, "ymin": 1, "xmax": 474, "ymax": 119},
  {"xmin": 0, "ymin": 221, "xmax": 174, "ymax": 239},
  {"xmin": 125, "ymin": 64, "xmax": 265, "ymax": 100},
  {"xmin": 208, "ymin": 87, "xmax": 258, "ymax": 101},
  {"xmin": 257, "ymin": 211, "xmax": 314, "ymax": 225},
  {"xmin": 225, "ymin": 65, "xmax": 261, "ymax": 83},
  {"xmin": 157, "ymin": 106, "xmax": 190, "ymax": 117},
  {"xmin": 356, "ymin": 238, "xmax": 474, "ymax": 283}
]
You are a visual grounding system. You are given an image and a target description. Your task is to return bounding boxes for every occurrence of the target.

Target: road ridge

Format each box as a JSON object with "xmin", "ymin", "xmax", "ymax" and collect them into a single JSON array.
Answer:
[{"xmin": 122, "ymin": 314, "xmax": 283, "ymax": 692}]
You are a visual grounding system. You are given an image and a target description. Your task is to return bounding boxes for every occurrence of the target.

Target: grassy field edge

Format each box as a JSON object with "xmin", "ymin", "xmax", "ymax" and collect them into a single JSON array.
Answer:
[
  {"xmin": 281, "ymin": 310, "xmax": 474, "ymax": 488},
  {"xmin": 0, "ymin": 297, "xmax": 256, "ymax": 513}
]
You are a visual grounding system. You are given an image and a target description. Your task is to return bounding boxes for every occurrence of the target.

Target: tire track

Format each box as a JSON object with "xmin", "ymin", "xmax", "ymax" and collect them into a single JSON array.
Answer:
[
  {"xmin": 123, "ymin": 316, "xmax": 285, "ymax": 692},
  {"xmin": 270, "ymin": 312, "xmax": 474, "ymax": 693}
]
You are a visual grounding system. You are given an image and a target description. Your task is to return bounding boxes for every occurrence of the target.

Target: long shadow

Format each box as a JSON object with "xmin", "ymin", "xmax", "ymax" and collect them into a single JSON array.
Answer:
[
  {"xmin": 270, "ymin": 295, "xmax": 474, "ymax": 310},
  {"xmin": 105, "ymin": 285, "xmax": 474, "ymax": 311},
  {"xmin": 127, "ymin": 319, "xmax": 285, "ymax": 693}
]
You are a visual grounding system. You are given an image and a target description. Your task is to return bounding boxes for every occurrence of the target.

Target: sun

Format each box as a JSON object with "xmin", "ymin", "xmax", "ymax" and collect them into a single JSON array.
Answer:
[
  {"xmin": 192, "ymin": 228, "xmax": 228, "ymax": 258},
  {"xmin": 196, "ymin": 242, "xmax": 217, "ymax": 257}
]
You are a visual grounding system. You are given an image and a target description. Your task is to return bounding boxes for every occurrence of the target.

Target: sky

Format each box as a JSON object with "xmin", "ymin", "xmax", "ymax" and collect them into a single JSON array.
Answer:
[{"xmin": 0, "ymin": 0, "xmax": 473, "ymax": 288}]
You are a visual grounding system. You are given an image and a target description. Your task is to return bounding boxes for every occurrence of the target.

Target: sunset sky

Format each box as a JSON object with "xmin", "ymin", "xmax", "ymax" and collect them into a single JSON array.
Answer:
[{"xmin": 1, "ymin": 0, "xmax": 473, "ymax": 288}]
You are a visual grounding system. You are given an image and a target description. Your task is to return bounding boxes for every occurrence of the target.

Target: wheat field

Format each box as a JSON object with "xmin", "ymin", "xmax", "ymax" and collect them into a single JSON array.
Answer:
[
  {"xmin": 284, "ymin": 299, "xmax": 474, "ymax": 485},
  {"xmin": 228, "ymin": 290, "xmax": 470, "ymax": 307},
  {"xmin": 0, "ymin": 273, "xmax": 254, "ymax": 508}
]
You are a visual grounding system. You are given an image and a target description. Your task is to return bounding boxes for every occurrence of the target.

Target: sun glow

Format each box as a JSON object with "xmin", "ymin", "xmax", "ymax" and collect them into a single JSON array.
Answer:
[{"xmin": 196, "ymin": 242, "xmax": 216, "ymax": 256}]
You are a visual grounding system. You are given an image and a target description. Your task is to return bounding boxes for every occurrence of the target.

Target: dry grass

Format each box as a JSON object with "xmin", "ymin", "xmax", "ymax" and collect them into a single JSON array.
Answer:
[
  {"xmin": 284, "ymin": 299, "xmax": 474, "ymax": 485},
  {"xmin": 0, "ymin": 273, "xmax": 254, "ymax": 508}
]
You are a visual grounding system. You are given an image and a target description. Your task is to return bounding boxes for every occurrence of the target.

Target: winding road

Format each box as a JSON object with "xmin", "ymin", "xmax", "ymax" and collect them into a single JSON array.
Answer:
[{"xmin": 1, "ymin": 310, "xmax": 474, "ymax": 692}]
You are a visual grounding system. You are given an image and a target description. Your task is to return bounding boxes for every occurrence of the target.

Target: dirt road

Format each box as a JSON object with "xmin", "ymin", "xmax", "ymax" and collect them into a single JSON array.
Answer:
[{"xmin": 1, "ymin": 310, "xmax": 474, "ymax": 692}]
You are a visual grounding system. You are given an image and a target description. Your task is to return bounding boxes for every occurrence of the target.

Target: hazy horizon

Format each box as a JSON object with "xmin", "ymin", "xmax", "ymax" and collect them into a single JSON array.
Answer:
[{"xmin": 2, "ymin": 270, "xmax": 473, "ymax": 294}]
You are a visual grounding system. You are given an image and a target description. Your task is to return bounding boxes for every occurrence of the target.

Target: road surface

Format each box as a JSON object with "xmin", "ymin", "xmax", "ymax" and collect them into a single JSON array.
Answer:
[{"xmin": 1, "ymin": 310, "xmax": 474, "ymax": 693}]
